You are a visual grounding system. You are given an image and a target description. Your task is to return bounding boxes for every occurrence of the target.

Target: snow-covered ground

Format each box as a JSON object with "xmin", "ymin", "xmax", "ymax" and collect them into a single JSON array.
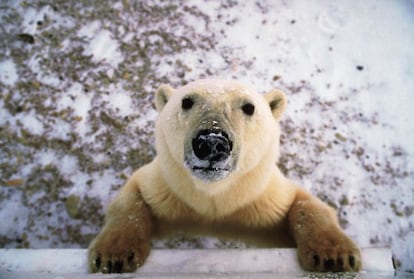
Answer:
[{"xmin": 0, "ymin": 0, "xmax": 413, "ymax": 273}]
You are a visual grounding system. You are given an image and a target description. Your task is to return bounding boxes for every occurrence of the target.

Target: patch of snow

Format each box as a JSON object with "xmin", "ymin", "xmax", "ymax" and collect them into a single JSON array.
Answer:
[
  {"xmin": 34, "ymin": 151, "xmax": 78, "ymax": 179},
  {"xmin": 21, "ymin": 5, "xmax": 75, "ymax": 35},
  {"xmin": 27, "ymin": 55, "xmax": 62, "ymax": 88},
  {"xmin": 105, "ymin": 85, "xmax": 133, "ymax": 117},
  {"xmin": 89, "ymin": 29, "xmax": 123, "ymax": 66},
  {"xmin": 20, "ymin": 7, "xmax": 39, "ymax": 34},
  {"xmin": 78, "ymin": 21, "xmax": 102, "ymax": 38},
  {"xmin": 65, "ymin": 172, "xmax": 91, "ymax": 197},
  {"xmin": 88, "ymin": 170, "xmax": 120, "ymax": 208},
  {"xmin": 47, "ymin": 118, "xmax": 72, "ymax": 140},
  {"xmin": 78, "ymin": 21, "xmax": 123, "ymax": 66},
  {"xmin": 59, "ymin": 156, "xmax": 79, "ymax": 177},
  {"xmin": 57, "ymin": 83, "xmax": 92, "ymax": 137},
  {"xmin": 15, "ymin": 110, "xmax": 45, "ymax": 135},
  {"xmin": 0, "ymin": 192, "xmax": 29, "ymax": 237},
  {"xmin": 0, "ymin": 59, "xmax": 18, "ymax": 85},
  {"xmin": 0, "ymin": 101, "xmax": 12, "ymax": 129}
]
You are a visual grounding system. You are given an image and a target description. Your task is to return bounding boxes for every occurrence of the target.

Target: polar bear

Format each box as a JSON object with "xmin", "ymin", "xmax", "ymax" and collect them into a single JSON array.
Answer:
[{"xmin": 88, "ymin": 79, "xmax": 361, "ymax": 273}]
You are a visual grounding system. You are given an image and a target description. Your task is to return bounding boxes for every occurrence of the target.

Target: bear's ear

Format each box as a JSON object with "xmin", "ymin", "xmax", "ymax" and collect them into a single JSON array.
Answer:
[
  {"xmin": 155, "ymin": 84, "xmax": 175, "ymax": 112},
  {"xmin": 264, "ymin": 89, "xmax": 286, "ymax": 121}
]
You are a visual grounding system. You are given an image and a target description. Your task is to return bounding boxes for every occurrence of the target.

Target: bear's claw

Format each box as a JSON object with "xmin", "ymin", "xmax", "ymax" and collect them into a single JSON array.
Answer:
[
  {"xmin": 312, "ymin": 255, "xmax": 355, "ymax": 271},
  {"xmin": 299, "ymin": 242, "xmax": 361, "ymax": 272},
  {"xmin": 89, "ymin": 249, "xmax": 144, "ymax": 273},
  {"xmin": 88, "ymin": 226, "xmax": 150, "ymax": 273}
]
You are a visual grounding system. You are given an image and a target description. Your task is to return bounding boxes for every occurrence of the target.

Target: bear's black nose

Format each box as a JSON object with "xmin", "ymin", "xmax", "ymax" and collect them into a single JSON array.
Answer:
[{"xmin": 192, "ymin": 129, "xmax": 232, "ymax": 163}]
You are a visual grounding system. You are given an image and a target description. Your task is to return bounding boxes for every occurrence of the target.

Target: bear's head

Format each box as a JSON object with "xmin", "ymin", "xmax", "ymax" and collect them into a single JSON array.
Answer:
[{"xmin": 154, "ymin": 79, "xmax": 286, "ymax": 196}]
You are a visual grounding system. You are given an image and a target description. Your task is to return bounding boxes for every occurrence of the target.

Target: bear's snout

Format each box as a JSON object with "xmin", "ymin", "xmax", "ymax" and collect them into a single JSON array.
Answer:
[
  {"xmin": 192, "ymin": 129, "xmax": 232, "ymax": 163},
  {"xmin": 185, "ymin": 128, "xmax": 235, "ymax": 182}
]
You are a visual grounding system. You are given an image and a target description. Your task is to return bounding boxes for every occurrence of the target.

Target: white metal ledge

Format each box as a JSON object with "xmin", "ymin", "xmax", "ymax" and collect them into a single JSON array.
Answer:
[{"xmin": 0, "ymin": 248, "xmax": 394, "ymax": 278}]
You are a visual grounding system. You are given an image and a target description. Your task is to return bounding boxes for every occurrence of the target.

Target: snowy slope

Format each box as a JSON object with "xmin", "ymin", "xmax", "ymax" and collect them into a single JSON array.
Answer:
[{"xmin": 0, "ymin": 0, "xmax": 413, "ymax": 273}]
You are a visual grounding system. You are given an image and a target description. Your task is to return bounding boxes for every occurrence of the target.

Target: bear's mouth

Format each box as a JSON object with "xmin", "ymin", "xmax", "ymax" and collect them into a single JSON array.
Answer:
[
  {"xmin": 189, "ymin": 165, "xmax": 232, "ymax": 182},
  {"xmin": 192, "ymin": 166, "xmax": 230, "ymax": 172}
]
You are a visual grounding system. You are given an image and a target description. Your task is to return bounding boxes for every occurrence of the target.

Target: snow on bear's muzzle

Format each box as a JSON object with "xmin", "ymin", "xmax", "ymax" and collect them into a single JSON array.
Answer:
[{"xmin": 185, "ymin": 128, "xmax": 235, "ymax": 182}]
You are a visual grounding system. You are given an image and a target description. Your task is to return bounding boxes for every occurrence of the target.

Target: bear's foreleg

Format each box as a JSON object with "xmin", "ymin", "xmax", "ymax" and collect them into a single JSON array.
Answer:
[
  {"xmin": 288, "ymin": 188, "xmax": 361, "ymax": 272},
  {"xmin": 88, "ymin": 180, "xmax": 153, "ymax": 273}
]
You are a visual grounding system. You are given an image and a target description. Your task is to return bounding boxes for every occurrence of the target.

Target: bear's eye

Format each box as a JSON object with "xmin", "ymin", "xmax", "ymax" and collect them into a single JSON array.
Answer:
[
  {"xmin": 182, "ymin": 97, "xmax": 194, "ymax": 110},
  {"xmin": 241, "ymin": 103, "xmax": 255, "ymax": 116}
]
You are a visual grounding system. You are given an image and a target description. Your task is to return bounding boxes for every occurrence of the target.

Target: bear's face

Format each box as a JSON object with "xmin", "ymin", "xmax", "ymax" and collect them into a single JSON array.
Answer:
[{"xmin": 155, "ymin": 79, "xmax": 286, "ymax": 194}]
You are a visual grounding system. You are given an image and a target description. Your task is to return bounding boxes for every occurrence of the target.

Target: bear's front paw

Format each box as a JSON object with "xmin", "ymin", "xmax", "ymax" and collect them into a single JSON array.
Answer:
[
  {"xmin": 297, "ymin": 230, "xmax": 361, "ymax": 272},
  {"xmin": 88, "ymin": 226, "xmax": 151, "ymax": 273}
]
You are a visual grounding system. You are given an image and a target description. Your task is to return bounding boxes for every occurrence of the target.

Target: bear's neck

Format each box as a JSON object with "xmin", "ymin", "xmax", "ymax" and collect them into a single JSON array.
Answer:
[{"xmin": 156, "ymin": 150, "xmax": 279, "ymax": 220}]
